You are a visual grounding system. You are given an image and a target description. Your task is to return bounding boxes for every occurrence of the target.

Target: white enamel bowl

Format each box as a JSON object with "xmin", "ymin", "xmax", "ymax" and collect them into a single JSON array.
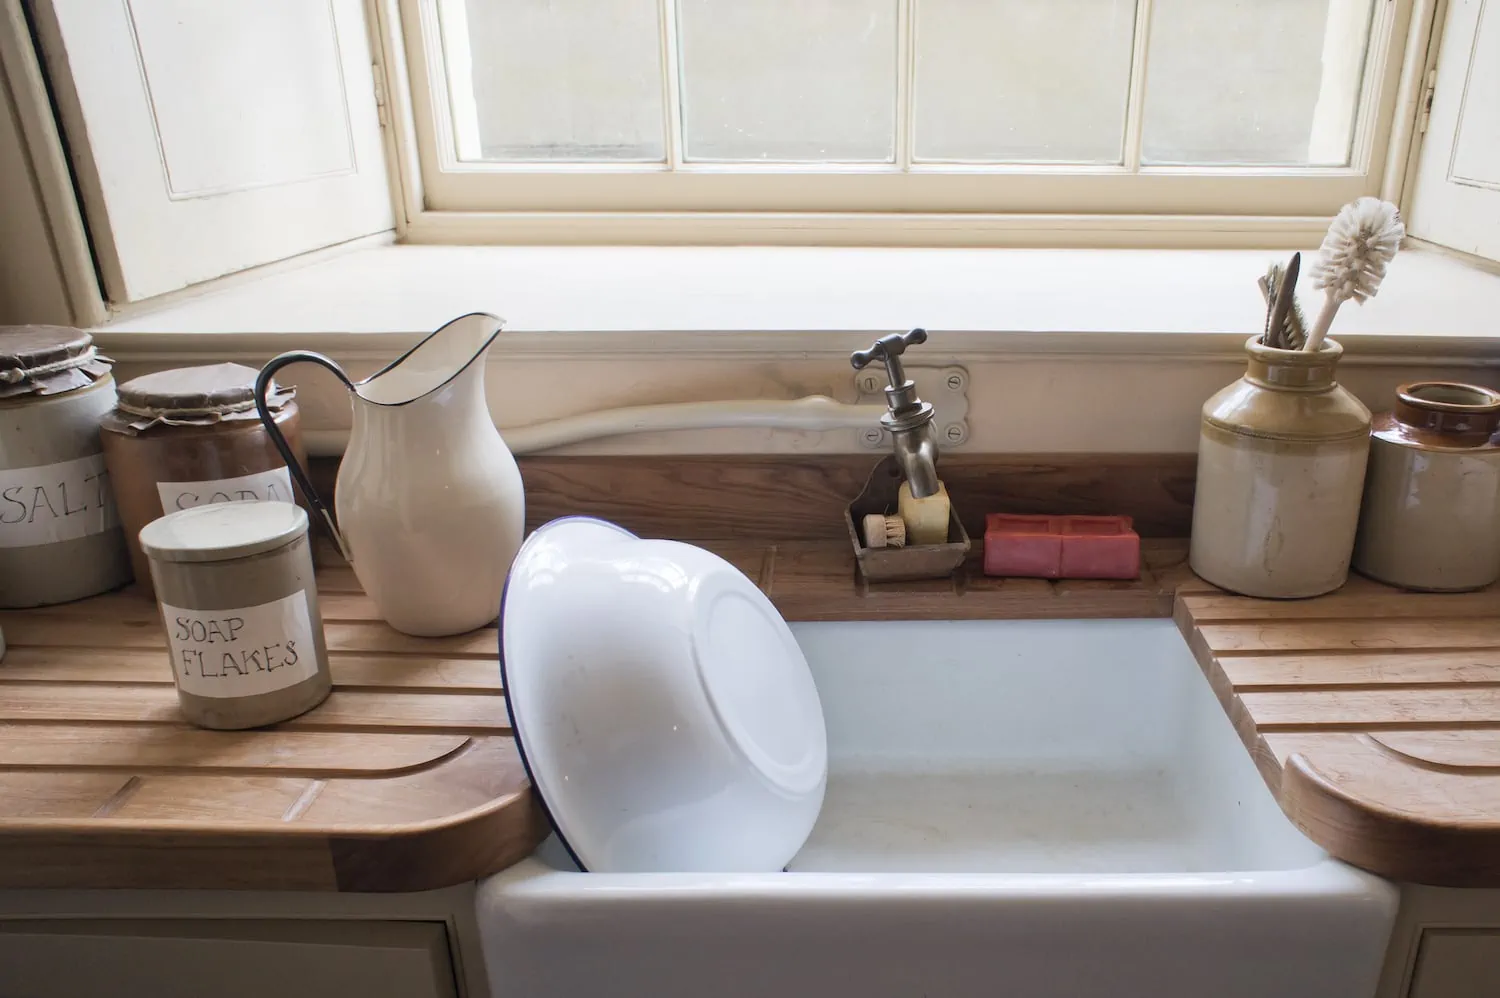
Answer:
[{"xmin": 500, "ymin": 517, "xmax": 827, "ymax": 873}]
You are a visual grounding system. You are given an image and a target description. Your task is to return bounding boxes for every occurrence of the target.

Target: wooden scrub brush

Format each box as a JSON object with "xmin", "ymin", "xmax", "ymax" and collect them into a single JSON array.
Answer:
[{"xmin": 862, "ymin": 513, "xmax": 907, "ymax": 549}]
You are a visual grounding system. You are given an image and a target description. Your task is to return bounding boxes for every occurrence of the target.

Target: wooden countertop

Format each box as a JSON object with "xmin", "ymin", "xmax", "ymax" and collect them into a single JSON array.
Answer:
[
  {"xmin": 0, "ymin": 561, "xmax": 547, "ymax": 893},
  {"xmin": 4, "ymin": 527, "xmax": 1489, "ymax": 892},
  {"xmin": 0, "ymin": 538, "xmax": 1185, "ymax": 893},
  {"xmin": 1176, "ymin": 572, "xmax": 1500, "ymax": 888}
]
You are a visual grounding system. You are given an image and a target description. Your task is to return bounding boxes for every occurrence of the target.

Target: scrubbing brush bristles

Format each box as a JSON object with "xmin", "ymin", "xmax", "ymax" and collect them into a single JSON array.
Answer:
[{"xmin": 1304, "ymin": 197, "xmax": 1405, "ymax": 352}]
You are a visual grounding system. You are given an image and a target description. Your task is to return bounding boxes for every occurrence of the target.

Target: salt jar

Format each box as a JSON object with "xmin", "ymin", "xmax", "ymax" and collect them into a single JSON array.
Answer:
[
  {"xmin": 1190, "ymin": 337, "xmax": 1371, "ymax": 598},
  {"xmin": 1354, "ymin": 382, "xmax": 1500, "ymax": 591},
  {"xmin": 139, "ymin": 502, "xmax": 331, "ymax": 729},
  {"xmin": 100, "ymin": 363, "xmax": 308, "ymax": 594},
  {"xmin": 0, "ymin": 325, "xmax": 131, "ymax": 606}
]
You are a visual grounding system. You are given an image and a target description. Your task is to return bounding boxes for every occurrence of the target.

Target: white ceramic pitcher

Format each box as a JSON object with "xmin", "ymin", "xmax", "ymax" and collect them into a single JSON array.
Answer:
[{"xmin": 255, "ymin": 313, "xmax": 524, "ymax": 637}]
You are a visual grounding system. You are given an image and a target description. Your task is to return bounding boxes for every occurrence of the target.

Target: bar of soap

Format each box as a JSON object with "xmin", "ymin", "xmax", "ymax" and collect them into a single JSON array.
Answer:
[
  {"xmin": 981, "ymin": 515, "xmax": 1062, "ymax": 578},
  {"xmin": 898, "ymin": 481, "xmax": 951, "ymax": 546},
  {"xmin": 1059, "ymin": 515, "xmax": 1141, "ymax": 580},
  {"xmin": 984, "ymin": 514, "xmax": 1140, "ymax": 579}
]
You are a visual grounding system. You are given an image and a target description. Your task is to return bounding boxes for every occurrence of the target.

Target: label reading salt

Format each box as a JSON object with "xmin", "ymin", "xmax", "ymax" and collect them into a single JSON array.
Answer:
[
  {"xmin": 0, "ymin": 453, "xmax": 119, "ymax": 548},
  {"xmin": 157, "ymin": 466, "xmax": 295, "ymax": 513},
  {"xmin": 163, "ymin": 591, "xmax": 319, "ymax": 699}
]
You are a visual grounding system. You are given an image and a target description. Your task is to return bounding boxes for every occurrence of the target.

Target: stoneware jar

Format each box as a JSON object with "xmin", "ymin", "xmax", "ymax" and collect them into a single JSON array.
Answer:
[
  {"xmin": 100, "ymin": 363, "xmax": 308, "ymax": 594},
  {"xmin": 1354, "ymin": 382, "xmax": 1500, "ymax": 591},
  {"xmin": 1190, "ymin": 337, "xmax": 1371, "ymax": 598},
  {"xmin": 0, "ymin": 325, "xmax": 132, "ymax": 606},
  {"xmin": 140, "ymin": 501, "xmax": 331, "ymax": 730}
]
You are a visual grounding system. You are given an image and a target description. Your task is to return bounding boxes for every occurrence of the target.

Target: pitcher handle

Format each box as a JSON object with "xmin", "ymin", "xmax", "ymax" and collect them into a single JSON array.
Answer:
[{"xmin": 255, "ymin": 351, "xmax": 355, "ymax": 564}]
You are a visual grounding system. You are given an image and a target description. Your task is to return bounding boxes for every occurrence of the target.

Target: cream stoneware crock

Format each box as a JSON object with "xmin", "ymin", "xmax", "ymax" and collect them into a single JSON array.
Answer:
[
  {"xmin": 1354, "ymin": 381, "xmax": 1500, "ymax": 591},
  {"xmin": 1190, "ymin": 337, "xmax": 1370, "ymax": 599}
]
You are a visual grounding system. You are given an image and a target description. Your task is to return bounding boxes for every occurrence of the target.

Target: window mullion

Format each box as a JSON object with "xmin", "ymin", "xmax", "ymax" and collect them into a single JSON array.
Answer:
[
  {"xmin": 1122, "ymin": 0, "xmax": 1155, "ymax": 171},
  {"xmin": 661, "ymin": 0, "xmax": 684, "ymax": 169},
  {"xmin": 896, "ymin": 0, "xmax": 914, "ymax": 170}
]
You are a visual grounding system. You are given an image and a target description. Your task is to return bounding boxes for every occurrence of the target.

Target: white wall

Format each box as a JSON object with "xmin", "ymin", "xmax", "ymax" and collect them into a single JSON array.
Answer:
[{"xmin": 99, "ymin": 340, "xmax": 1498, "ymax": 457}]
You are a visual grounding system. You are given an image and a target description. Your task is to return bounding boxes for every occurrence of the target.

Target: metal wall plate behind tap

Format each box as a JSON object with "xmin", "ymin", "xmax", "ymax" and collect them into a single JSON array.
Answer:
[{"xmin": 854, "ymin": 365, "xmax": 970, "ymax": 449}]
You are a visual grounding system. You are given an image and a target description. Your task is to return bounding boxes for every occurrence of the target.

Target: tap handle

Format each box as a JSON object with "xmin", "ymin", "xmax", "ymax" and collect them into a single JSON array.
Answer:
[{"xmin": 850, "ymin": 328, "xmax": 927, "ymax": 388}]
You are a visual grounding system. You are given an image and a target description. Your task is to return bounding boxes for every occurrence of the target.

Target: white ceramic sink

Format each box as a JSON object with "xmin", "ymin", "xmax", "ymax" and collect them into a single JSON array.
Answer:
[{"xmin": 477, "ymin": 619, "xmax": 1396, "ymax": 998}]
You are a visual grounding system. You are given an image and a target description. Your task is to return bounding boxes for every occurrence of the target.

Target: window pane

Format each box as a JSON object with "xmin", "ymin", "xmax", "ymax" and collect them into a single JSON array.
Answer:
[
  {"xmin": 914, "ymin": 0, "xmax": 1136, "ymax": 164},
  {"xmin": 1141, "ymin": 0, "xmax": 1376, "ymax": 166},
  {"xmin": 677, "ymin": 0, "xmax": 898, "ymax": 162},
  {"xmin": 445, "ymin": 0, "xmax": 665, "ymax": 162}
]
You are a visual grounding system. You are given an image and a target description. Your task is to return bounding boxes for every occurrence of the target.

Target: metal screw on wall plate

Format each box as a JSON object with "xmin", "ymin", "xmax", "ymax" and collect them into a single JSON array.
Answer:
[
  {"xmin": 944, "ymin": 423, "xmax": 968, "ymax": 445},
  {"xmin": 945, "ymin": 372, "xmax": 966, "ymax": 392},
  {"xmin": 855, "ymin": 371, "xmax": 884, "ymax": 395},
  {"xmin": 859, "ymin": 427, "xmax": 886, "ymax": 448}
]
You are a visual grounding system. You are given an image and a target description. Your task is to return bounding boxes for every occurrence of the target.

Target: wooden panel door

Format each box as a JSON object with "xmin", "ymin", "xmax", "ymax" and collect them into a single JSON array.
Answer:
[
  {"xmin": 1407, "ymin": 0, "xmax": 1500, "ymax": 262},
  {"xmin": 0, "ymin": 918, "xmax": 459, "ymax": 998},
  {"xmin": 1407, "ymin": 929, "xmax": 1500, "ymax": 998},
  {"xmin": 31, "ymin": 0, "xmax": 394, "ymax": 303}
]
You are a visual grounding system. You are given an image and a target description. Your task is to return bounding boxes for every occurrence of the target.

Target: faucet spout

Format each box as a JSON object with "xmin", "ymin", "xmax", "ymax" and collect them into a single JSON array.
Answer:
[
  {"xmin": 893, "ymin": 422, "xmax": 941, "ymax": 499},
  {"xmin": 852, "ymin": 328, "xmax": 945, "ymax": 499}
]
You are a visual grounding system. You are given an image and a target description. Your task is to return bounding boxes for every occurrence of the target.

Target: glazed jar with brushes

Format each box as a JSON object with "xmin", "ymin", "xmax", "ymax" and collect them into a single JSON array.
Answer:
[
  {"xmin": 1193, "ymin": 195, "xmax": 1402, "ymax": 598},
  {"xmin": 140, "ymin": 501, "xmax": 331, "ymax": 729},
  {"xmin": 100, "ymin": 363, "xmax": 308, "ymax": 595},
  {"xmin": 1189, "ymin": 337, "xmax": 1371, "ymax": 598},
  {"xmin": 1354, "ymin": 382, "xmax": 1500, "ymax": 591},
  {"xmin": 0, "ymin": 325, "xmax": 132, "ymax": 607}
]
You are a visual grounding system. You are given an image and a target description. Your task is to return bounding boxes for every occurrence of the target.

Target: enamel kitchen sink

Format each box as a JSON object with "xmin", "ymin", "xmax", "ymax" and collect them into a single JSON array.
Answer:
[{"xmin": 476, "ymin": 619, "xmax": 1396, "ymax": 998}]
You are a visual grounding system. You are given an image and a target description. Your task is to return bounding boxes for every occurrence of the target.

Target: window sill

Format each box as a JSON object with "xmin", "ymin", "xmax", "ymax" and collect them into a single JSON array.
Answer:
[
  {"xmin": 90, "ymin": 242, "xmax": 1500, "ymax": 364},
  {"xmin": 86, "ymin": 242, "xmax": 1500, "ymax": 457}
]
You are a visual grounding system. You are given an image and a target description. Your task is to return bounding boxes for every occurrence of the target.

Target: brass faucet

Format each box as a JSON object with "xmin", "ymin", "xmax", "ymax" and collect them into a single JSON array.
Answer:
[{"xmin": 851, "ymin": 329, "xmax": 941, "ymax": 499}]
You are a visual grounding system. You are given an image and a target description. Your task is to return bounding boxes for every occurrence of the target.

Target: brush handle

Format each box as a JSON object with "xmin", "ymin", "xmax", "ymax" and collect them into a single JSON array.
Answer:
[
  {"xmin": 1304, "ymin": 293, "xmax": 1341, "ymax": 353},
  {"xmin": 1266, "ymin": 254, "xmax": 1300, "ymax": 351}
]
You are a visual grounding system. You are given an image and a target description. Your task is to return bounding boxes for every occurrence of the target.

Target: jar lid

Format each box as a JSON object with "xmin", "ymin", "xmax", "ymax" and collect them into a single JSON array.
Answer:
[
  {"xmin": 0, "ymin": 325, "xmax": 113, "ymax": 399},
  {"xmin": 140, "ymin": 502, "xmax": 309, "ymax": 564},
  {"xmin": 1391, "ymin": 382, "xmax": 1500, "ymax": 442},
  {"xmin": 114, "ymin": 363, "xmax": 294, "ymax": 429}
]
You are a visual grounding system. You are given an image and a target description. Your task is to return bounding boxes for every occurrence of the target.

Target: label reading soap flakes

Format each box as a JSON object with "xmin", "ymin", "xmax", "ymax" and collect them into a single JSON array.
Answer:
[
  {"xmin": 163, "ymin": 590, "xmax": 319, "ymax": 699},
  {"xmin": 0, "ymin": 453, "xmax": 119, "ymax": 548}
]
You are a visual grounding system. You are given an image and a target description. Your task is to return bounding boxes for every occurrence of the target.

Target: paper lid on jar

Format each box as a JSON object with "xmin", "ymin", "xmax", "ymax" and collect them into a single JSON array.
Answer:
[
  {"xmin": 140, "ymin": 501, "xmax": 309, "ymax": 564},
  {"xmin": 0, "ymin": 325, "xmax": 112, "ymax": 399},
  {"xmin": 114, "ymin": 363, "xmax": 295, "ymax": 430}
]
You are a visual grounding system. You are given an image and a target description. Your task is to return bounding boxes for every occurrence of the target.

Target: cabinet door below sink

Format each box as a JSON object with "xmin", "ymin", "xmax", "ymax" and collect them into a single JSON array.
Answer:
[
  {"xmin": 1409, "ymin": 930, "xmax": 1500, "ymax": 998},
  {"xmin": 0, "ymin": 919, "xmax": 458, "ymax": 998}
]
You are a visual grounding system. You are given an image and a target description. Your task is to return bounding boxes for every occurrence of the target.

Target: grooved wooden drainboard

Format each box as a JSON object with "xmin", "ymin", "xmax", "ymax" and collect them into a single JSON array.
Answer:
[{"xmin": 1, "ymin": 532, "xmax": 1496, "ymax": 889}]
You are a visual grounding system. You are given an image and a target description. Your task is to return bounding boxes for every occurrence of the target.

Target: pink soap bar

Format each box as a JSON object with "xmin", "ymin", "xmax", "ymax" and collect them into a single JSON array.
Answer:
[
  {"xmin": 982, "ymin": 515, "xmax": 1063, "ymax": 578},
  {"xmin": 984, "ymin": 514, "xmax": 1140, "ymax": 580}
]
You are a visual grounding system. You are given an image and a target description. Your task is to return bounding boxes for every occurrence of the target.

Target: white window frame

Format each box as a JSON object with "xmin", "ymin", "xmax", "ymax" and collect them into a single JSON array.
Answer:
[{"xmin": 372, "ymin": 0, "xmax": 1432, "ymax": 247}]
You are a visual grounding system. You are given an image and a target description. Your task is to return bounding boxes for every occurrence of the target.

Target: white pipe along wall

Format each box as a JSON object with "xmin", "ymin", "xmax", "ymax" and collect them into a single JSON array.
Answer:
[{"xmin": 300, "ymin": 397, "xmax": 891, "ymax": 457}]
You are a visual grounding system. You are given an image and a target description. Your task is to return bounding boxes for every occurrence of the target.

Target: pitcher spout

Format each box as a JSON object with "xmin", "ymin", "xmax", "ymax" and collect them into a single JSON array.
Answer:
[
  {"xmin": 357, "ymin": 312, "xmax": 505, "ymax": 407},
  {"xmin": 253, "ymin": 312, "xmax": 507, "ymax": 574}
]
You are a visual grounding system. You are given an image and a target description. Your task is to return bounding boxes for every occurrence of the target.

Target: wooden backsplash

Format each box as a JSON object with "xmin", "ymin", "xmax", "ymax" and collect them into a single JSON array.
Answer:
[{"xmin": 311, "ymin": 453, "xmax": 1196, "ymax": 539}]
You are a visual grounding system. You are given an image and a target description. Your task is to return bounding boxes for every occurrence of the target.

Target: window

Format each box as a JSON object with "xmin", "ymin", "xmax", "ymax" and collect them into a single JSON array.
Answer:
[{"xmin": 394, "ymin": 0, "xmax": 1420, "ymax": 237}]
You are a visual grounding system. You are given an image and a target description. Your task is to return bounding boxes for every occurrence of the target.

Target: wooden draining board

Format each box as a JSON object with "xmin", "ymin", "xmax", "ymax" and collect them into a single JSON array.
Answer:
[
  {"xmin": 0, "ymin": 564, "xmax": 547, "ymax": 893},
  {"xmin": 1176, "ymin": 573, "xmax": 1500, "ymax": 887}
]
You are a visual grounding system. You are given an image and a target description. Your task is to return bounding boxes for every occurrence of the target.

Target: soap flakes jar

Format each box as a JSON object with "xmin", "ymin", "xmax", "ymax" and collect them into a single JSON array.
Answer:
[{"xmin": 140, "ymin": 501, "xmax": 331, "ymax": 730}]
